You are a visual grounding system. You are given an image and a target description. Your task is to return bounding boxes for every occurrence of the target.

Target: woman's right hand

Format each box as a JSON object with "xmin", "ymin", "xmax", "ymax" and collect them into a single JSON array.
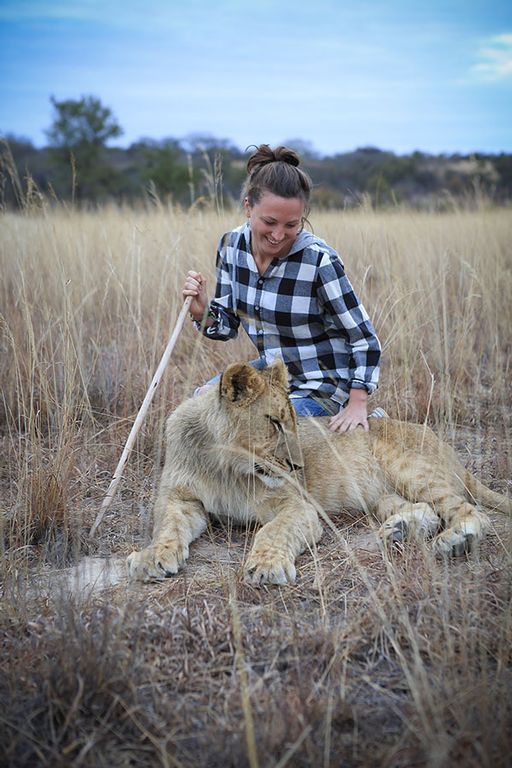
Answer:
[{"xmin": 183, "ymin": 270, "xmax": 209, "ymax": 321}]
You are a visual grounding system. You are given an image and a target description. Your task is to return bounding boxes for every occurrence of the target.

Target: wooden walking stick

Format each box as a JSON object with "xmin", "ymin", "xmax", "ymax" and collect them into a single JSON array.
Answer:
[{"xmin": 89, "ymin": 296, "xmax": 193, "ymax": 537}]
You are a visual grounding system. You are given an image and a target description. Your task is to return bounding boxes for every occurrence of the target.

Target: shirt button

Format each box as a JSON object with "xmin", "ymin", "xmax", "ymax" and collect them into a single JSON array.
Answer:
[
  {"xmin": 255, "ymin": 306, "xmax": 260, "ymax": 312},
  {"xmin": 258, "ymin": 278, "xmax": 263, "ymax": 285}
]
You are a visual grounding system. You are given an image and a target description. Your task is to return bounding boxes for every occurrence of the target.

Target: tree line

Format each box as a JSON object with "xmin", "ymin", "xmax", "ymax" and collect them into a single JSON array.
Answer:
[{"xmin": 1, "ymin": 95, "xmax": 511, "ymax": 210}]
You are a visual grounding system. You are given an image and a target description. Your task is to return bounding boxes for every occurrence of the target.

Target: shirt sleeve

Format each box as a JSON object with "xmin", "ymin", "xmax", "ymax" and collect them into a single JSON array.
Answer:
[
  {"xmin": 315, "ymin": 253, "xmax": 381, "ymax": 393},
  {"xmin": 193, "ymin": 235, "xmax": 240, "ymax": 341}
]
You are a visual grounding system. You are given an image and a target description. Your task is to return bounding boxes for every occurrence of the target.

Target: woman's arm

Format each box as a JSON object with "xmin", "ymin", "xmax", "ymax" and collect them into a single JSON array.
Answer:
[{"xmin": 316, "ymin": 252, "xmax": 381, "ymax": 432}]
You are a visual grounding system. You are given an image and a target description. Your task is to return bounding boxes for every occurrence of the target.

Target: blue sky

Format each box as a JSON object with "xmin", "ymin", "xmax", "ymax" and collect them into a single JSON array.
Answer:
[{"xmin": 1, "ymin": 0, "xmax": 511, "ymax": 156}]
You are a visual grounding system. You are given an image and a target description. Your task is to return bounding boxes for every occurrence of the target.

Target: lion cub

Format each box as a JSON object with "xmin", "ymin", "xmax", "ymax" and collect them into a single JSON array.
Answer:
[{"xmin": 127, "ymin": 360, "xmax": 510, "ymax": 585}]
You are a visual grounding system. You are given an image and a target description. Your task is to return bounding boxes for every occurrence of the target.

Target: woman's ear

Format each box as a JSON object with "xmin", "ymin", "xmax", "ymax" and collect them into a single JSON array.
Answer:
[{"xmin": 243, "ymin": 197, "xmax": 251, "ymax": 217}]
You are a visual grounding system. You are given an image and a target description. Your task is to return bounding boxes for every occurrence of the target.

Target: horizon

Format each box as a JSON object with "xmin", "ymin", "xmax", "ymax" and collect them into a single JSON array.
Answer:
[
  {"xmin": 4, "ymin": 131, "xmax": 511, "ymax": 160},
  {"xmin": 1, "ymin": 1, "xmax": 511, "ymax": 157}
]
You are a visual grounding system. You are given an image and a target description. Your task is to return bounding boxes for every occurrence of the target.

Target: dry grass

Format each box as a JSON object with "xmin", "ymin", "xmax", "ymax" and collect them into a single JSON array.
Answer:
[{"xmin": 0, "ymin": 202, "xmax": 511, "ymax": 767}]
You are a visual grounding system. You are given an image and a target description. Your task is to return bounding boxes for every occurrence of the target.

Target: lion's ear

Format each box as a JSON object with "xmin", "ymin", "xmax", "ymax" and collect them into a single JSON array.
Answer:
[
  {"xmin": 263, "ymin": 359, "xmax": 290, "ymax": 392},
  {"xmin": 220, "ymin": 363, "xmax": 266, "ymax": 405}
]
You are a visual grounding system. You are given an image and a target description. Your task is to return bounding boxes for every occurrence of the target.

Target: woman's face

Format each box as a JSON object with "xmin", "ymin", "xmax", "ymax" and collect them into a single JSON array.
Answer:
[{"xmin": 244, "ymin": 192, "xmax": 305, "ymax": 261}]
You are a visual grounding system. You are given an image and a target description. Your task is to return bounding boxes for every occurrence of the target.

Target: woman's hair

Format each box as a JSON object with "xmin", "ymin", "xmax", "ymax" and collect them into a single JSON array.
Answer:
[{"xmin": 242, "ymin": 144, "xmax": 313, "ymax": 213}]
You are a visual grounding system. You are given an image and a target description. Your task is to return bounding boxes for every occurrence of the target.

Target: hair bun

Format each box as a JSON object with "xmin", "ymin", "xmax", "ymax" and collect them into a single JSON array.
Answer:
[
  {"xmin": 246, "ymin": 144, "xmax": 301, "ymax": 174},
  {"xmin": 273, "ymin": 146, "xmax": 300, "ymax": 167},
  {"xmin": 242, "ymin": 143, "xmax": 312, "ymax": 210}
]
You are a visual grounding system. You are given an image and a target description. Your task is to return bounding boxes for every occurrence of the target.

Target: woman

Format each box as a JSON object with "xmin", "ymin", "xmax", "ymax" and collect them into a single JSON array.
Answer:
[{"xmin": 183, "ymin": 144, "xmax": 381, "ymax": 432}]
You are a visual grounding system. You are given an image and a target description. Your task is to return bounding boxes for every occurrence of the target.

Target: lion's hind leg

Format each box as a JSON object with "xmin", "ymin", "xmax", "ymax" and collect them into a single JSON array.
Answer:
[
  {"xmin": 127, "ymin": 486, "xmax": 208, "ymax": 582},
  {"xmin": 378, "ymin": 441, "xmax": 491, "ymax": 555},
  {"xmin": 376, "ymin": 494, "xmax": 441, "ymax": 546},
  {"xmin": 396, "ymin": 473, "xmax": 490, "ymax": 555}
]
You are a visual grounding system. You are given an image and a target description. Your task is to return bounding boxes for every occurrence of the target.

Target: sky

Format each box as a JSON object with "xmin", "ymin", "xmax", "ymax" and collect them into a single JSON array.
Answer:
[{"xmin": 1, "ymin": 0, "xmax": 511, "ymax": 157}]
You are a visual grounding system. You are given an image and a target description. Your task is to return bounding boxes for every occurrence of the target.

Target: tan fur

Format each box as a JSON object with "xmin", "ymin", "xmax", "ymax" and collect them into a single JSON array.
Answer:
[{"xmin": 127, "ymin": 361, "xmax": 510, "ymax": 585}]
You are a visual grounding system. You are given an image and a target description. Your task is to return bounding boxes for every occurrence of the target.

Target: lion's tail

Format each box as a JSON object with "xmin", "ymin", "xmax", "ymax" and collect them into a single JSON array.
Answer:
[{"xmin": 464, "ymin": 470, "xmax": 511, "ymax": 515}]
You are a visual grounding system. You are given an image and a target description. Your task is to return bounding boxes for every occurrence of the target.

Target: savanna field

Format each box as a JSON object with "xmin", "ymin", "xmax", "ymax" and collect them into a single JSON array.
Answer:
[{"xmin": 0, "ymin": 202, "xmax": 511, "ymax": 767}]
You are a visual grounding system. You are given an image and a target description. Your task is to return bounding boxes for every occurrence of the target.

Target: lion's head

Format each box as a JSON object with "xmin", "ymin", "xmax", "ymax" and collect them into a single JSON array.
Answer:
[{"xmin": 218, "ymin": 360, "xmax": 303, "ymax": 487}]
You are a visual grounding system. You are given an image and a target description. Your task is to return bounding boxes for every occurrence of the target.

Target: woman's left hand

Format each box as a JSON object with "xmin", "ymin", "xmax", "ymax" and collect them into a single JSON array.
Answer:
[{"xmin": 328, "ymin": 389, "xmax": 369, "ymax": 433}]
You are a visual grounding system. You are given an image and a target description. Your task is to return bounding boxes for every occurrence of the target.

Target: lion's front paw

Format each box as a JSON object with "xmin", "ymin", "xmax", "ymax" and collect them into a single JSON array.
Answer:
[
  {"xmin": 432, "ymin": 527, "xmax": 477, "ymax": 557},
  {"xmin": 127, "ymin": 541, "xmax": 189, "ymax": 582},
  {"xmin": 244, "ymin": 547, "xmax": 296, "ymax": 586}
]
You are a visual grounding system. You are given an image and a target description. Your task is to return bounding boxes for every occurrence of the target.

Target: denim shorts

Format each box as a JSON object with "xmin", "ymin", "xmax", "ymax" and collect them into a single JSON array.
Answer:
[{"xmin": 194, "ymin": 358, "xmax": 341, "ymax": 417}]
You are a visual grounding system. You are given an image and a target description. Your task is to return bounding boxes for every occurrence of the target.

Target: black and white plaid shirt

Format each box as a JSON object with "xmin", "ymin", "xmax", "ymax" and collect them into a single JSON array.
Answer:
[{"xmin": 198, "ymin": 222, "xmax": 381, "ymax": 405}]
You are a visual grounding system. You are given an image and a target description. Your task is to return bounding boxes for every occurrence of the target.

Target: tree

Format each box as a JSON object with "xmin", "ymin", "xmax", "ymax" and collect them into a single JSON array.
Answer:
[
  {"xmin": 45, "ymin": 95, "xmax": 123, "ymax": 200},
  {"xmin": 139, "ymin": 139, "xmax": 190, "ymax": 203},
  {"xmin": 46, "ymin": 95, "xmax": 123, "ymax": 148},
  {"xmin": 493, "ymin": 153, "xmax": 512, "ymax": 199}
]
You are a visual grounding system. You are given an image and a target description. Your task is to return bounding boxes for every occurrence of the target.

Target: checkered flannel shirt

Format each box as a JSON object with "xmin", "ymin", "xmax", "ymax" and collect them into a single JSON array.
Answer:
[{"xmin": 197, "ymin": 222, "xmax": 381, "ymax": 405}]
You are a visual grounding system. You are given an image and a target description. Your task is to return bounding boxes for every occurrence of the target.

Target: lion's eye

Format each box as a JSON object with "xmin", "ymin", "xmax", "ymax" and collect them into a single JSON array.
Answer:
[{"xmin": 267, "ymin": 416, "xmax": 283, "ymax": 433}]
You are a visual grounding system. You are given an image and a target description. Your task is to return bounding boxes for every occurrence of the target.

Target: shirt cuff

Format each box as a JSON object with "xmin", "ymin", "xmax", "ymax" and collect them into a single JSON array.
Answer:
[
  {"xmin": 350, "ymin": 379, "xmax": 377, "ymax": 394},
  {"xmin": 191, "ymin": 304, "xmax": 218, "ymax": 333}
]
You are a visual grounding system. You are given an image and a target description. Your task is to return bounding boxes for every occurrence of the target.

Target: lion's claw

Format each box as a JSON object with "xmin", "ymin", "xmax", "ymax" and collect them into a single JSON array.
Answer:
[
  {"xmin": 391, "ymin": 521, "xmax": 407, "ymax": 544},
  {"xmin": 244, "ymin": 552, "xmax": 296, "ymax": 586},
  {"xmin": 433, "ymin": 528, "xmax": 476, "ymax": 557},
  {"xmin": 127, "ymin": 543, "xmax": 188, "ymax": 582}
]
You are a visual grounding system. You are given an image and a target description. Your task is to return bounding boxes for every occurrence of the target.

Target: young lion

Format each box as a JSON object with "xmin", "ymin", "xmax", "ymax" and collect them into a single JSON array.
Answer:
[{"xmin": 127, "ymin": 360, "xmax": 510, "ymax": 585}]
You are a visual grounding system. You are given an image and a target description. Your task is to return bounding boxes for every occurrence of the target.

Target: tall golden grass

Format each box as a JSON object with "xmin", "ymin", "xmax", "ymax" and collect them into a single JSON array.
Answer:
[{"xmin": 0, "ymin": 202, "xmax": 511, "ymax": 766}]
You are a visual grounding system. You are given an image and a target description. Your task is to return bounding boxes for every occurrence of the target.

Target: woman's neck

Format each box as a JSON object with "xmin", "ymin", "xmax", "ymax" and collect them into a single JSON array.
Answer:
[{"xmin": 253, "ymin": 252, "xmax": 274, "ymax": 275}]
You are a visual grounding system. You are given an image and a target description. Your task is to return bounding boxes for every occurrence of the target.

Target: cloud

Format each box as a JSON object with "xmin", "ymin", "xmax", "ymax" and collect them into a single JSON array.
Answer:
[{"xmin": 472, "ymin": 34, "xmax": 512, "ymax": 81}]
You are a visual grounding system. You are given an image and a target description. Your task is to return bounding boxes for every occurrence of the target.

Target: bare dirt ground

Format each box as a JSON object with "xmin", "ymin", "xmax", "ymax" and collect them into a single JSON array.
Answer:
[{"xmin": 2, "ymin": 492, "xmax": 509, "ymax": 767}]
